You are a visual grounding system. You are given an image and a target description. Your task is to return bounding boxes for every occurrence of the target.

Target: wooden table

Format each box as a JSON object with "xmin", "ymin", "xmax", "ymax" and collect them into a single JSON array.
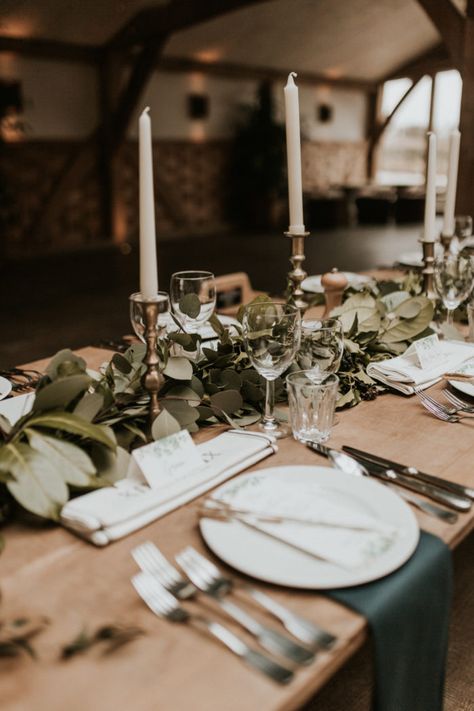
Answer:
[{"xmin": 2, "ymin": 346, "xmax": 474, "ymax": 711}]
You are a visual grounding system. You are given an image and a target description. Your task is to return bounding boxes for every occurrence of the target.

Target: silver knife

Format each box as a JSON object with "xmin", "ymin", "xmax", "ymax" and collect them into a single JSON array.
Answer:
[
  {"xmin": 343, "ymin": 446, "xmax": 474, "ymax": 501},
  {"xmin": 307, "ymin": 442, "xmax": 471, "ymax": 512}
]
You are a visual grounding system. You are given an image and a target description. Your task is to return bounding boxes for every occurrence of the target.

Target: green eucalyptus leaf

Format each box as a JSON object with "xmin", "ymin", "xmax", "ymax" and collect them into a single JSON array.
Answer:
[
  {"xmin": 209, "ymin": 313, "xmax": 225, "ymax": 336},
  {"xmin": 210, "ymin": 389, "xmax": 243, "ymax": 415},
  {"xmin": 167, "ymin": 332, "xmax": 194, "ymax": 347},
  {"xmin": 397, "ymin": 300, "xmax": 422, "ymax": 319},
  {"xmin": 197, "ymin": 405, "xmax": 215, "ymax": 421},
  {"xmin": 27, "ymin": 431, "xmax": 95, "ymax": 487},
  {"xmin": 151, "ymin": 409, "xmax": 181, "ymax": 440},
  {"xmin": 26, "ymin": 412, "xmax": 116, "ymax": 449},
  {"xmin": 331, "ymin": 293, "xmax": 380, "ymax": 333},
  {"xmin": 178, "ymin": 293, "xmax": 201, "ymax": 319},
  {"xmin": 202, "ymin": 347, "xmax": 219, "ymax": 362},
  {"xmin": 337, "ymin": 389, "xmax": 356, "ymax": 409},
  {"xmin": 5, "ymin": 442, "xmax": 68, "ymax": 520},
  {"xmin": 232, "ymin": 411, "xmax": 262, "ymax": 427},
  {"xmin": 161, "ymin": 400, "xmax": 199, "ymax": 426},
  {"xmin": 163, "ymin": 357, "xmax": 193, "ymax": 381},
  {"xmin": 165, "ymin": 385, "xmax": 201, "ymax": 407},
  {"xmin": 382, "ymin": 296, "xmax": 434, "ymax": 344},
  {"xmin": 190, "ymin": 376, "xmax": 205, "ymax": 398},
  {"xmin": 381, "ymin": 290, "xmax": 410, "ymax": 312},
  {"xmin": 33, "ymin": 374, "xmax": 92, "ymax": 412},
  {"xmin": 112, "ymin": 353, "xmax": 133, "ymax": 374},
  {"xmin": 74, "ymin": 392, "xmax": 104, "ymax": 422},
  {"xmin": 241, "ymin": 380, "xmax": 265, "ymax": 403},
  {"xmin": 45, "ymin": 350, "xmax": 87, "ymax": 380},
  {"xmin": 220, "ymin": 369, "xmax": 243, "ymax": 390},
  {"xmin": 89, "ymin": 445, "xmax": 130, "ymax": 486}
]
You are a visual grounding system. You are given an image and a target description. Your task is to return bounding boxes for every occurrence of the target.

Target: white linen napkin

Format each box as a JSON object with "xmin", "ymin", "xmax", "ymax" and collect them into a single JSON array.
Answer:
[
  {"xmin": 0, "ymin": 392, "xmax": 35, "ymax": 425},
  {"xmin": 61, "ymin": 431, "xmax": 277, "ymax": 546},
  {"xmin": 367, "ymin": 340, "xmax": 474, "ymax": 395},
  {"xmin": 215, "ymin": 478, "xmax": 397, "ymax": 570}
]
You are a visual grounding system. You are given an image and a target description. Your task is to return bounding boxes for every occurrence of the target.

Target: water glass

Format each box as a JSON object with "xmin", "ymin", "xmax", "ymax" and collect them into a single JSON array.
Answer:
[
  {"xmin": 170, "ymin": 270, "xmax": 216, "ymax": 333},
  {"xmin": 297, "ymin": 318, "xmax": 344, "ymax": 381},
  {"xmin": 287, "ymin": 372, "xmax": 339, "ymax": 444},
  {"xmin": 129, "ymin": 291, "xmax": 170, "ymax": 343},
  {"xmin": 433, "ymin": 254, "xmax": 474, "ymax": 327}
]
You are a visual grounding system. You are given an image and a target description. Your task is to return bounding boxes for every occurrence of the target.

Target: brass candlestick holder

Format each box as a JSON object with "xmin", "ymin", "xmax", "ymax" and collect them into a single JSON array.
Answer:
[
  {"xmin": 420, "ymin": 240, "xmax": 437, "ymax": 300},
  {"xmin": 132, "ymin": 293, "xmax": 168, "ymax": 438},
  {"xmin": 285, "ymin": 230, "xmax": 310, "ymax": 312}
]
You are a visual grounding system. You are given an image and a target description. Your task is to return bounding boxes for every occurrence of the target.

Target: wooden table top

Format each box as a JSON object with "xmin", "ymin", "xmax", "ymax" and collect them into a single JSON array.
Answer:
[{"xmin": 2, "ymin": 345, "xmax": 474, "ymax": 711}]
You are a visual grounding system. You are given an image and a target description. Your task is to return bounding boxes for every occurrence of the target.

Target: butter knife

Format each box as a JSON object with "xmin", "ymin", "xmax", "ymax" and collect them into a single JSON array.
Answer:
[
  {"xmin": 308, "ymin": 442, "xmax": 471, "ymax": 512},
  {"xmin": 343, "ymin": 446, "xmax": 474, "ymax": 501}
]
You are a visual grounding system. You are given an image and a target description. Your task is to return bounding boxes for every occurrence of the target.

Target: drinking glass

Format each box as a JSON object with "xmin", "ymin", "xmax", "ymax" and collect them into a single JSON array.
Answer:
[
  {"xmin": 433, "ymin": 254, "xmax": 474, "ymax": 327},
  {"xmin": 129, "ymin": 291, "xmax": 170, "ymax": 343},
  {"xmin": 287, "ymin": 372, "xmax": 339, "ymax": 444},
  {"xmin": 242, "ymin": 302, "xmax": 301, "ymax": 438},
  {"xmin": 454, "ymin": 215, "xmax": 473, "ymax": 241},
  {"xmin": 170, "ymin": 271, "xmax": 216, "ymax": 333},
  {"xmin": 297, "ymin": 318, "xmax": 344, "ymax": 381}
]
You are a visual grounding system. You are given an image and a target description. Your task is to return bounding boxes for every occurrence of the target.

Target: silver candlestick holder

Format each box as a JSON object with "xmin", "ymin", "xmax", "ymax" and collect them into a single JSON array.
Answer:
[
  {"xmin": 285, "ymin": 230, "xmax": 310, "ymax": 312},
  {"xmin": 129, "ymin": 293, "xmax": 168, "ymax": 439}
]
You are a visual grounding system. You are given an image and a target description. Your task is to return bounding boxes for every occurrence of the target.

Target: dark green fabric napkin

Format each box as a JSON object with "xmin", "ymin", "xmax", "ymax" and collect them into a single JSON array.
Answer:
[{"xmin": 326, "ymin": 531, "xmax": 452, "ymax": 711}]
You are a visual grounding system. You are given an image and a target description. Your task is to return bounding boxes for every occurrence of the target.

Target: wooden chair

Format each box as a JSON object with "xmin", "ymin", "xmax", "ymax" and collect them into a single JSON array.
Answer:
[{"xmin": 214, "ymin": 272, "xmax": 264, "ymax": 316}]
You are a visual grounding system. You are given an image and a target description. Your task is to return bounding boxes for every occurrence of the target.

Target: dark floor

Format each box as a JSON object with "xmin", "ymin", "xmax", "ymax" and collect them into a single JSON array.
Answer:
[{"xmin": 0, "ymin": 223, "xmax": 422, "ymax": 366}]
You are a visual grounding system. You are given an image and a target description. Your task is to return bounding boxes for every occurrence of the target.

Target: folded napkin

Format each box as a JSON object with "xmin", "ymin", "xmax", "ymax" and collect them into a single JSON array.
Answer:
[
  {"xmin": 61, "ymin": 431, "xmax": 277, "ymax": 546},
  {"xmin": 328, "ymin": 531, "xmax": 452, "ymax": 711},
  {"xmin": 367, "ymin": 340, "xmax": 474, "ymax": 394},
  {"xmin": 215, "ymin": 479, "xmax": 397, "ymax": 569},
  {"xmin": 0, "ymin": 392, "xmax": 34, "ymax": 425}
]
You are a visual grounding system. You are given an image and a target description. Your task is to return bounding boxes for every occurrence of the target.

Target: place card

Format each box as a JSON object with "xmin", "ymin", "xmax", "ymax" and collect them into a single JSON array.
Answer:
[
  {"xmin": 414, "ymin": 334, "xmax": 443, "ymax": 370},
  {"xmin": 131, "ymin": 430, "xmax": 204, "ymax": 493}
]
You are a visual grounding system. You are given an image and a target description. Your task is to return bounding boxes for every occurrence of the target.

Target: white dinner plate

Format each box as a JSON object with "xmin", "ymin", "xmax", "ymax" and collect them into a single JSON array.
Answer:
[
  {"xmin": 160, "ymin": 313, "xmax": 239, "ymax": 340},
  {"xmin": 200, "ymin": 465, "xmax": 419, "ymax": 589},
  {"xmin": 301, "ymin": 273, "xmax": 372, "ymax": 294},
  {"xmin": 0, "ymin": 376, "xmax": 12, "ymax": 401},
  {"xmin": 448, "ymin": 379, "xmax": 474, "ymax": 398}
]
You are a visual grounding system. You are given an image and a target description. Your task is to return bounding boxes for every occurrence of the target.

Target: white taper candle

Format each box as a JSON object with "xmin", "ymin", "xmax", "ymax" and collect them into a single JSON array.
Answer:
[
  {"xmin": 442, "ymin": 129, "xmax": 461, "ymax": 236},
  {"xmin": 284, "ymin": 72, "xmax": 305, "ymax": 234},
  {"xmin": 423, "ymin": 132, "xmax": 437, "ymax": 243},
  {"xmin": 139, "ymin": 107, "xmax": 159, "ymax": 298}
]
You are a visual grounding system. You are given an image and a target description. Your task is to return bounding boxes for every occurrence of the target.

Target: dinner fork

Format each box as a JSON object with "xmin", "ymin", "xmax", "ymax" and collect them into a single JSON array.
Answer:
[
  {"xmin": 175, "ymin": 548, "xmax": 316, "ymax": 665},
  {"xmin": 415, "ymin": 388, "xmax": 472, "ymax": 423},
  {"xmin": 133, "ymin": 542, "xmax": 333, "ymax": 651},
  {"xmin": 417, "ymin": 388, "xmax": 474, "ymax": 418},
  {"xmin": 132, "ymin": 572, "xmax": 294, "ymax": 684},
  {"xmin": 443, "ymin": 390, "xmax": 474, "ymax": 413}
]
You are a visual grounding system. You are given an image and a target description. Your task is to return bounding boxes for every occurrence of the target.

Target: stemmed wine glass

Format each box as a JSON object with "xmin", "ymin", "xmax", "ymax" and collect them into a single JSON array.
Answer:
[
  {"xmin": 241, "ymin": 302, "xmax": 301, "ymax": 438},
  {"xmin": 297, "ymin": 318, "xmax": 344, "ymax": 382},
  {"xmin": 170, "ymin": 271, "xmax": 216, "ymax": 333},
  {"xmin": 433, "ymin": 254, "xmax": 474, "ymax": 328}
]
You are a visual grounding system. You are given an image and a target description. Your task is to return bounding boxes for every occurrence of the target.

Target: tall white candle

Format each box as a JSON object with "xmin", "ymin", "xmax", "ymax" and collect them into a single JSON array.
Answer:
[
  {"xmin": 139, "ymin": 107, "xmax": 158, "ymax": 298},
  {"xmin": 423, "ymin": 131, "xmax": 437, "ymax": 243},
  {"xmin": 284, "ymin": 72, "xmax": 305, "ymax": 234},
  {"xmin": 442, "ymin": 129, "xmax": 461, "ymax": 236}
]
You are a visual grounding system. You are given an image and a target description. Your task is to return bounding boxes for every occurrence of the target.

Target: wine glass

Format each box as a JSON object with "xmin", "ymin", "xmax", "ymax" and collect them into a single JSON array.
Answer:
[
  {"xmin": 170, "ymin": 271, "xmax": 216, "ymax": 333},
  {"xmin": 434, "ymin": 254, "xmax": 474, "ymax": 328},
  {"xmin": 242, "ymin": 302, "xmax": 301, "ymax": 438},
  {"xmin": 297, "ymin": 318, "xmax": 344, "ymax": 382},
  {"xmin": 129, "ymin": 292, "xmax": 170, "ymax": 343}
]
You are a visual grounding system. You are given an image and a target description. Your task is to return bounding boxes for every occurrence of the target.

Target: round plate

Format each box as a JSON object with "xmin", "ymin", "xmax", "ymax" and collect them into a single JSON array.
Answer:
[
  {"xmin": 0, "ymin": 376, "xmax": 12, "ymax": 401},
  {"xmin": 200, "ymin": 466, "xmax": 419, "ymax": 589},
  {"xmin": 448, "ymin": 379, "xmax": 474, "ymax": 399},
  {"xmin": 301, "ymin": 273, "xmax": 372, "ymax": 294}
]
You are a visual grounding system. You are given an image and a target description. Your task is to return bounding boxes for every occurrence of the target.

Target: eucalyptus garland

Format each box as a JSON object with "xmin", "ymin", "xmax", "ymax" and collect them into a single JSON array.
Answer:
[{"xmin": 0, "ymin": 276, "xmax": 436, "ymax": 531}]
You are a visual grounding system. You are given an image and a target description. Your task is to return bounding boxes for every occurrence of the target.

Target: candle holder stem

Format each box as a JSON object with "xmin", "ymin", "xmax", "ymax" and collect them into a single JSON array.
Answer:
[
  {"xmin": 420, "ymin": 240, "xmax": 436, "ymax": 300},
  {"xmin": 140, "ymin": 299, "xmax": 166, "ymax": 439},
  {"xmin": 285, "ymin": 230, "xmax": 310, "ymax": 313}
]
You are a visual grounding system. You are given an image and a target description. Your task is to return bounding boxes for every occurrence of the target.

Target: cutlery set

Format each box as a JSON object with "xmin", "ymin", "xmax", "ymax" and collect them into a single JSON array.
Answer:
[{"xmin": 131, "ymin": 541, "xmax": 336, "ymax": 684}]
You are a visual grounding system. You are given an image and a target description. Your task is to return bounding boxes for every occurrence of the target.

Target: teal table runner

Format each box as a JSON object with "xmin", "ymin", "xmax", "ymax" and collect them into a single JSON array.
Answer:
[{"xmin": 327, "ymin": 531, "xmax": 452, "ymax": 711}]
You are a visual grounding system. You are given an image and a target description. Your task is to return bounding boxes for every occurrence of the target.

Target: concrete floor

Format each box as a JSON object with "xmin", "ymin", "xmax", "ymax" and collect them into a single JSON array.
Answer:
[{"xmin": 0, "ymin": 223, "xmax": 423, "ymax": 366}]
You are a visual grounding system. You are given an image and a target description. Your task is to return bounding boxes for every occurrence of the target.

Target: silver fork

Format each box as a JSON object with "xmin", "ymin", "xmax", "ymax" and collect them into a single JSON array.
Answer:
[
  {"xmin": 176, "ymin": 547, "xmax": 316, "ymax": 665},
  {"xmin": 444, "ymin": 389, "xmax": 474, "ymax": 413},
  {"xmin": 417, "ymin": 388, "xmax": 474, "ymax": 418},
  {"xmin": 177, "ymin": 546, "xmax": 336, "ymax": 651},
  {"xmin": 415, "ymin": 388, "xmax": 471, "ymax": 422},
  {"xmin": 132, "ymin": 572, "xmax": 294, "ymax": 685},
  {"xmin": 133, "ymin": 542, "xmax": 333, "ymax": 651}
]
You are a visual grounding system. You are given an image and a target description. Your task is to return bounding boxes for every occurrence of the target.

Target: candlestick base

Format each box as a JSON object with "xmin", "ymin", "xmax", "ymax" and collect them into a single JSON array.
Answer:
[
  {"xmin": 131, "ymin": 294, "xmax": 168, "ymax": 440},
  {"xmin": 420, "ymin": 240, "xmax": 437, "ymax": 300},
  {"xmin": 285, "ymin": 230, "xmax": 310, "ymax": 313}
]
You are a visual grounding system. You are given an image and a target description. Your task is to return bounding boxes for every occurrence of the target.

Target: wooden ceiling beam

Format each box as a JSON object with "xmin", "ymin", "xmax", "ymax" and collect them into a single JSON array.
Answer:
[
  {"xmin": 385, "ymin": 42, "xmax": 453, "ymax": 80},
  {"xmin": 108, "ymin": 0, "xmax": 272, "ymax": 49},
  {"xmin": 0, "ymin": 35, "xmax": 100, "ymax": 63},
  {"xmin": 415, "ymin": 0, "xmax": 464, "ymax": 67},
  {"xmin": 158, "ymin": 56, "xmax": 375, "ymax": 91}
]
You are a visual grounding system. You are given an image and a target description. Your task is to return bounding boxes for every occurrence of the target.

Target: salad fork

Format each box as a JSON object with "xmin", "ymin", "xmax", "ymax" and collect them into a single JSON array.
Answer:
[
  {"xmin": 444, "ymin": 389, "xmax": 474, "ymax": 413},
  {"xmin": 175, "ymin": 547, "xmax": 315, "ymax": 665},
  {"xmin": 132, "ymin": 572, "xmax": 294, "ymax": 684},
  {"xmin": 415, "ymin": 388, "xmax": 472, "ymax": 422}
]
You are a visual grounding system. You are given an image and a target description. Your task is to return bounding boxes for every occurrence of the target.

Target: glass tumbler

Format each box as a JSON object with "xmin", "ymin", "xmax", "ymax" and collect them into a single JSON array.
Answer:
[{"xmin": 287, "ymin": 371, "xmax": 339, "ymax": 444}]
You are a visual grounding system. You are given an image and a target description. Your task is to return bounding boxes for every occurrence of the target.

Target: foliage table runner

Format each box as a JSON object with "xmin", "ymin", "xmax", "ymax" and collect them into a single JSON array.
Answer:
[{"xmin": 1, "ymin": 346, "xmax": 473, "ymax": 711}]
